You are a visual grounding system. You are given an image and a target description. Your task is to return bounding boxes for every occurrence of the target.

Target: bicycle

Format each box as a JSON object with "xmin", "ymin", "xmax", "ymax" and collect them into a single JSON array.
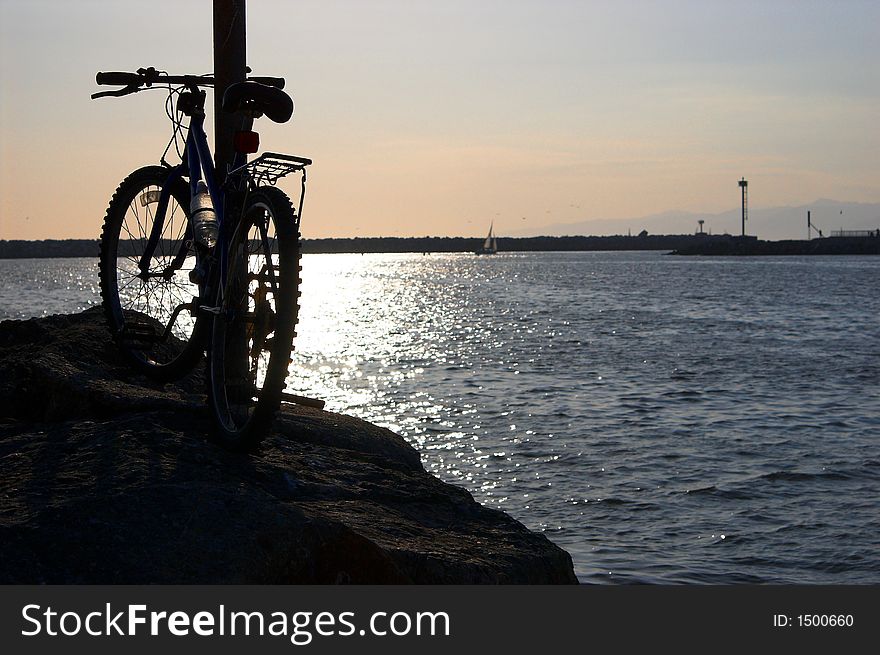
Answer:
[{"xmin": 92, "ymin": 66, "xmax": 312, "ymax": 449}]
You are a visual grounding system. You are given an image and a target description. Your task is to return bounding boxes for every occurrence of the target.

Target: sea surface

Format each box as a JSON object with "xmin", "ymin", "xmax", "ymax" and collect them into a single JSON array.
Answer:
[{"xmin": 1, "ymin": 251, "xmax": 878, "ymax": 584}]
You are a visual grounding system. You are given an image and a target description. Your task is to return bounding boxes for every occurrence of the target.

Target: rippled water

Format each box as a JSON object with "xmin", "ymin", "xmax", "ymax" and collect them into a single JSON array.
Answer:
[{"xmin": 2, "ymin": 252, "xmax": 879, "ymax": 584}]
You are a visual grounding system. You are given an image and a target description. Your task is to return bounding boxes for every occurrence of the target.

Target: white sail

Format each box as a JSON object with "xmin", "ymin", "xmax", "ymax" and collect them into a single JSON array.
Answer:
[{"xmin": 476, "ymin": 222, "xmax": 498, "ymax": 254}]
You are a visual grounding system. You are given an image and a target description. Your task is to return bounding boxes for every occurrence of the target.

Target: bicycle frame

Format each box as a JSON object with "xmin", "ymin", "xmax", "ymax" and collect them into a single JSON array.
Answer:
[{"xmin": 136, "ymin": 89, "xmax": 241, "ymax": 303}]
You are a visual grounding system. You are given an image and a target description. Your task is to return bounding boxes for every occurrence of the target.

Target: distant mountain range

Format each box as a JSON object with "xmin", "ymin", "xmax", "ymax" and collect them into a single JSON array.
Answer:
[{"xmin": 511, "ymin": 199, "xmax": 880, "ymax": 241}]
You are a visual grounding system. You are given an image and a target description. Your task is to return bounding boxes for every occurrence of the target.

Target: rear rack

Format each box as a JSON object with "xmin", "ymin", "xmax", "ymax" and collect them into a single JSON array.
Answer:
[{"xmin": 227, "ymin": 152, "xmax": 311, "ymax": 186}]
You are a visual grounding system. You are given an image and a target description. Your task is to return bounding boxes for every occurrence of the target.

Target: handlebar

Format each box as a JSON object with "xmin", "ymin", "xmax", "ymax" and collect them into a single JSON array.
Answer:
[
  {"xmin": 95, "ymin": 71, "xmax": 143, "ymax": 86},
  {"xmin": 91, "ymin": 67, "xmax": 285, "ymax": 99}
]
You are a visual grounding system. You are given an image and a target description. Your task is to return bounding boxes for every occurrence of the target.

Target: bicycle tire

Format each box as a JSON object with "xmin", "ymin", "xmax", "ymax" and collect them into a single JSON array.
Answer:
[
  {"xmin": 99, "ymin": 165, "xmax": 207, "ymax": 380},
  {"xmin": 206, "ymin": 185, "xmax": 301, "ymax": 449}
]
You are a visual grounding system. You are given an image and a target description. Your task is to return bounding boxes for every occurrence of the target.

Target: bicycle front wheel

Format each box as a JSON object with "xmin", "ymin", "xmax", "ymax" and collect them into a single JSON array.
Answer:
[
  {"xmin": 207, "ymin": 186, "xmax": 301, "ymax": 449},
  {"xmin": 99, "ymin": 166, "xmax": 208, "ymax": 380}
]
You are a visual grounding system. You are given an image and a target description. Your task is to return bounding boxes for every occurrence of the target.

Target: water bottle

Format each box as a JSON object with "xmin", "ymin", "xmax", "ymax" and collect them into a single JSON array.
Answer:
[{"xmin": 190, "ymin": 180, "xmax": 218, "ymax": 250}]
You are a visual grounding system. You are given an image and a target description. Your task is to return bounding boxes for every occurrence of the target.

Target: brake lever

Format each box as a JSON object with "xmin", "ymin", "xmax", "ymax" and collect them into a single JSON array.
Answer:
[{"xmin": 90, "ymin": 84, "xmax": 141, "ymax": 100}]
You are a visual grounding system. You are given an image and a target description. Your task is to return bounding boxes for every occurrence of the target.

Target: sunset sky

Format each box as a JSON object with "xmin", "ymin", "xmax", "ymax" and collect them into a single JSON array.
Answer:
[{"xmin": 1, "ymin": 0, "xmax": 878, "ymax": 240}]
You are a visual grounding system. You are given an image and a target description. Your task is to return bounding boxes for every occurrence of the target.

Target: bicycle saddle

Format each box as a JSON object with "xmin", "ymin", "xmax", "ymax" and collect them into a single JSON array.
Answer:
[{"xmin": 222, "ymin": 81, "xmax": 293, "ymax": 123}]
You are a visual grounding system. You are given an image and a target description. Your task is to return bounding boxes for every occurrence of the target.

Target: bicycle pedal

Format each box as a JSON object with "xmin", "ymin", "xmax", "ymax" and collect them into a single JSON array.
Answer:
[
  {"xmin": 200, "ymin": 305, "xmax": 222, "ymax": 315},
  {"xmin": 248, "ymin": 267, "xmax": 281, "ymax": 283}
]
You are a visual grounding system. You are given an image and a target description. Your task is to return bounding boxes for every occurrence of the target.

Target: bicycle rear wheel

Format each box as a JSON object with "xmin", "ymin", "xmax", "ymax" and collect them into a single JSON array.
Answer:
[
  {"xmin": 207, "ymin": 186, "xmax": 300, "ymax": 449},
  {"xmin": 99, "ymin": 166, "xmax": 207, "ymax": 380}
]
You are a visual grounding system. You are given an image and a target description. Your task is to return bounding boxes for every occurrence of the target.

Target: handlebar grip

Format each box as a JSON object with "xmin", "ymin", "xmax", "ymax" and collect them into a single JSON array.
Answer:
[
  {"xmin": 96, "ymin": 71, "xmax": 142, "ymax": 86},
  {"xmin": 249, "ymin": 76, "xmax": 285, "ymax": 89}
]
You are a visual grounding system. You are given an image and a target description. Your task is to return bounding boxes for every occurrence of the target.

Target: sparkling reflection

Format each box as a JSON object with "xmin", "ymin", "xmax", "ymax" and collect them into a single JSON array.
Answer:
[
  {"xmin": 2, "ymin": 251, "xmax": 878, "ymax": 584},
  {"xmin": 281, "ymin": 251, "xmax": 880, "ymax": 584}
]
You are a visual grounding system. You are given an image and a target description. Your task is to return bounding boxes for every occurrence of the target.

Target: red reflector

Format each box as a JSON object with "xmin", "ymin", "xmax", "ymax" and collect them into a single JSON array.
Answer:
[{"xmin": 234, "ymin": 130, "xmax": 260, "ymax": 154}]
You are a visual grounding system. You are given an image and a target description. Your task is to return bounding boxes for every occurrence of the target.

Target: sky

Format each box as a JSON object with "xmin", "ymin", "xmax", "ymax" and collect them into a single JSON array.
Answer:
[{"xmin": 0, "ymin": 0, "xmax": 878, "ymax": 240}]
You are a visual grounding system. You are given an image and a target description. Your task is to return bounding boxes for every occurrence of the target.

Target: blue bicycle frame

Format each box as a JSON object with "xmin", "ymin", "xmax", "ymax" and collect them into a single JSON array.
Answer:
[{"xmin": 136, "ymin": 94, "xmax": 241, "ymax": 300}]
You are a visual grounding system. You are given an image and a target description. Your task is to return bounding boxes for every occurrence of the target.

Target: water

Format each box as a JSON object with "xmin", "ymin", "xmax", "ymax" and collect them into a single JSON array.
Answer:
[{"xmin": 1, "ymin": 252, "xmax": 878, "ymax": 584}]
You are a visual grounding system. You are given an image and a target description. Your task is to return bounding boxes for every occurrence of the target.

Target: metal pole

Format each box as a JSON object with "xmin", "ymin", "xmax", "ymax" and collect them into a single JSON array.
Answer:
[
  {"xmin": 214, "ymin": 0, "xmax": 249, "ymax": 387},
  {"xmin": 807, "ymin": 210, "xmax": 811, "ymax": 240},
  {"xmin": 213, "ymin": 0, "xmax": 247, "ymax": 184}
]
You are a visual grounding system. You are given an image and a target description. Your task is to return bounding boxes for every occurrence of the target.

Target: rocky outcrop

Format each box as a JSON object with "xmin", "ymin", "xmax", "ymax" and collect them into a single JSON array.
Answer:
[{"xmin": 0, "ymin": 309, "xmax": 577, "ymax": 584}]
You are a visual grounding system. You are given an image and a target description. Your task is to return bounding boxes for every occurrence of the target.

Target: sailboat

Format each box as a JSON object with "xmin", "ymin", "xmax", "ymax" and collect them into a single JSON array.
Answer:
[{"xmin": 475, "ymin": 222, "xmax": 498, "ymax": 255}]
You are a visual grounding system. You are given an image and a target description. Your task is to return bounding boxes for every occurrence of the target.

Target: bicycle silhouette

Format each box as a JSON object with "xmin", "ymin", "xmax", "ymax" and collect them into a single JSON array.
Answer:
[{"xmin": 93, "ymin": 66, "xmax": 311, "ymax": 449}]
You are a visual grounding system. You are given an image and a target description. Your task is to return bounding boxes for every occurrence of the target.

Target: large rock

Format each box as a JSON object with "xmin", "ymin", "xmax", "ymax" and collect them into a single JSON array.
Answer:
[{"xmin": 0, "ymin": 309, "xmax": 577, "ymax": 584}]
